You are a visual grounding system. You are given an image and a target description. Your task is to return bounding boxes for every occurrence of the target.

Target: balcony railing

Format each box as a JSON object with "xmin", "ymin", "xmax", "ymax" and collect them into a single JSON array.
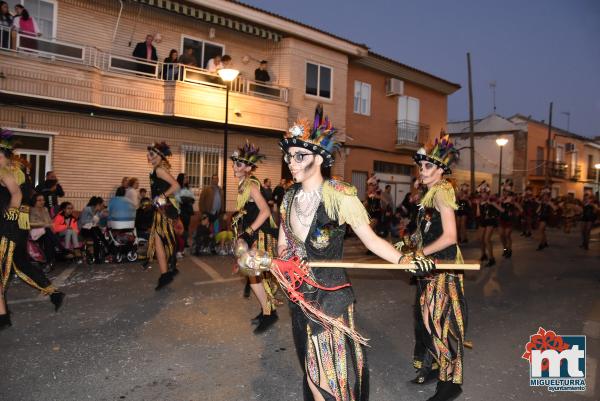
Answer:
[
  {"xmin": 396, "ymin": 120, "xmax": 429, "ymax": 149},
  {"xmin": 0, "ymin": 26, "xmax": 288, "ymax": 103},
  {"xmin": 587, "ymin": 166, "xmax": 600, "ymax": 181},
  {"xmin": 569, "ymin": 164, "xmax": 581, "ymax": 181},
  {"xmin": 528, "ymin": 160, "xmax": 568, "ymax": 179}
]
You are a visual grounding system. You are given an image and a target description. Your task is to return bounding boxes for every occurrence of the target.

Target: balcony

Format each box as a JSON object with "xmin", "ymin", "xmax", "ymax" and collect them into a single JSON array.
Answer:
[
  {"xmin": 0, "ymin": 29, "xmax": 289, "ymax": 132},
  {"xmin": 569, "ymin": 164, "xmax": 581, "ymax": 181},
  {"xmin": 587, "ymin": 166, "xmax": 600, "ymax": 181},
  {"xmin": 528, "ymin": 160, "xmax": 568, "ymax": 179},
  {"xmin": 396, "ymin": 120, "xmax": 429, "ymax": 151}
]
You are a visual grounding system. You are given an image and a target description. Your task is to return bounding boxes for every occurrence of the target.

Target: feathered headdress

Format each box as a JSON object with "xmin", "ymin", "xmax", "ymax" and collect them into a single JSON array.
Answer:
[
  {"xmin": 279, "ymin": 104, "xmax": 341, "ymax": 167},
  {"xmin": 147, "ymin": 141, "xmax": 172, "ymax": 160},
  {"xmin": 0, "ymin": 128, "xmax": 16, "ymax": 157},
  {"xmin": 230, "ymin": 140, "xmax": 265, "ymax": 167},
  {"xmin": 413, "ymin": 133, "xmax": 459, "ymax": 174}
]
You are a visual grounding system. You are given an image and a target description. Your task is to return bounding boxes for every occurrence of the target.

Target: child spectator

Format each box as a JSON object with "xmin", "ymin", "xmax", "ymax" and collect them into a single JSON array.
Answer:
[
  {"xmin": 194, "ymin": 213, "xmax": 213, "ymax": 256},
  {"xmin": 214, "ymin": 212, "xmax": 234, "ymax": 256},
  {"xmin": 53, "ymin": 201, "xmax": 80, "ymax": 256}
]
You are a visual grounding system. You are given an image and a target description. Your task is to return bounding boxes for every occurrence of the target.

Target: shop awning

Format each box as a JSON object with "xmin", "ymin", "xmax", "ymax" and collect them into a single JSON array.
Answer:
[{"xmin": 133, "ymin": 0, "xmax": 283, "ymax": 42}]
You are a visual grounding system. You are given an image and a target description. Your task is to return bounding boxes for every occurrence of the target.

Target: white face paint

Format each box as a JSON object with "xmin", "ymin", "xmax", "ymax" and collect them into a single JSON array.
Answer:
[
  {"xmin": 418, "ymin": 160, "xmax": 443, "ymax": 187},
  {"xmin": 285, "ymin": 146, "xmax": 321, "ymax": 183},
  {"xmin": 232, "ymin": 160, "xmax": 251, "ymax": 179}
]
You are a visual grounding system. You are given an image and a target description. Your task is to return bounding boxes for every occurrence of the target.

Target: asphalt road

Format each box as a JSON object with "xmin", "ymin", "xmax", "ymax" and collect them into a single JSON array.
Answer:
[{"xmin": 1, "ymin": 226, "xmax": 598, "ymax": 401}]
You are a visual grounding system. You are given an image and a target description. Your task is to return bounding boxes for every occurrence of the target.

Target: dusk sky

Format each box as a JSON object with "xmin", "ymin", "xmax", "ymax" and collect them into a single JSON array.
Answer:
[{"xmin": 244, "ymin": 0, "xmax": 600, "ymax": 137}]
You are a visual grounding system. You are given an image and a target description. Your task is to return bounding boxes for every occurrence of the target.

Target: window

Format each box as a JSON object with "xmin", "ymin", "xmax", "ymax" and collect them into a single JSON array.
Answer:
[
  {"xmin": 353, "ymin": 81, "xmax": 371, "ymax": 115},
  {"xmin": 181, "ymin": 36, "xmax": 224, "ymax": 69},
  {"xmin": 398, "ymin": 96, "xmax": 420, "ymax": 123},
  {"xmin": 306, "ymin": 62, "xmax": 332, "ymax": 99},
  {"xmin": 12, "ymin": 131, "xmax": 52, "ymax": 187},
  {"xmin": 183, "ymin": 146, "xmax": 221, "ymax": 190},
  {"xmin": 7, "ymin": 0, "xmax": 56, "ymax": 39},
  {"xmin": 373, "ymin": 161, "xmax": 413, "ymax": 175},
  {"xmin": 556, "ymin": 146, "xmax": 564, "ymax": 162}
]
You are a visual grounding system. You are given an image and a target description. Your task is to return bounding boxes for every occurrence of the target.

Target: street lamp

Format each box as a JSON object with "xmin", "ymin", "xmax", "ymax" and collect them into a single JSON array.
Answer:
[
  {"xmin": 595, "ymin": 163, "xmax": 600, "ymax": 198},
  {"xmin": 496, "ymin": 137, "xmax": 509, "ymax": 195},
  {"xmin": 217, "ymin": 68, "xmax": 240, "ymax": 210}
]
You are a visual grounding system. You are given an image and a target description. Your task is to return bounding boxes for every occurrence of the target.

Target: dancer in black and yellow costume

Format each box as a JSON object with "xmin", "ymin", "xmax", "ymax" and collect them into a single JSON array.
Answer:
[
  {"xmin": 275, "ymin": 106, "xmax": 429, "ymax": 401},
  {"xmin": 0, "ymin": 129, "xmax": 64, "ymax": 330},
  {"xmin": 402, "ymin": 134, "xmax": 466, "ymax": 401},
  {"xmin": 145, "ymin": 142, "xmax": 180, "ymax": 291},
  {"xmin": 231, "ymin": 141, "xmax": 279, "ymax": 333}
]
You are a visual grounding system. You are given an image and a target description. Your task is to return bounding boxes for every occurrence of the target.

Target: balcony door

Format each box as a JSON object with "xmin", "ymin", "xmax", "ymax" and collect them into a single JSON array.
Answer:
[
  {"xmin": 398, "ymin": 96, "xmax": 420, "ymax": 124},
  {"xmin": 7, "ymin": 0, "xmax": 56, "ymax": 39}
]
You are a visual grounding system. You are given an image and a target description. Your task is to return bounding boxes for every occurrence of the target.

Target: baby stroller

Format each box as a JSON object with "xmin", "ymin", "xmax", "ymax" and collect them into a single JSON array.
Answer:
[{"xmin": 107, "ymin": 220, "xmax": 143, "ymax": 263}]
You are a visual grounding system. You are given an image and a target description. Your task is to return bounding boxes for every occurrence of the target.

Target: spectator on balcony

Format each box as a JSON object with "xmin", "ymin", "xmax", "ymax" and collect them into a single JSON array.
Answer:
[
  {"xmin": 35, "ymin": 171, "xmax": 65, "ymax": 218},
  {"xmin": 254, "ymin": 60, "xmax": 270, "ymax": 83},
  {"xmin": 0, "ymin": 1, "xmax": 13, "ymax": 49},
  {"xmin": 162, "ymin": 49, "xmax": 179, "ymax": 80},
  {"xmin": 132, "ymin": 34, "xmax": 157, "ymax": 62},
  {"xmin": 205, "ymin": 54, "xmax": 222, "ymax": 73},
  {"xmin": 178, "ymin": 47, "xmax": 197, "ymax": 67},
  {"xmin": 13, "ymin": 4, "xmax": 39, "ymax": 37}
]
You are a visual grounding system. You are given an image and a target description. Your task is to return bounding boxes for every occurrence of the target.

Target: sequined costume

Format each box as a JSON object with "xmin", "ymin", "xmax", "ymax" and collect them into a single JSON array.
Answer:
[
  {"xmin": 233, "ymin": 176, "xmax": 279, "ymax": 311},
  {"xmin": 280, "ymin": 179, "xmax": 370, "ymax": 401},
  {"xmin": 412, "ymin": 179, "xmax": 466, "ymax": 384},
  {"xmin": 0, "ymin": 166, "xmax": 58, "ymax": 296},
  {"xmin": 146, "ymin": 166, "xmax": 178, "ymax": 270}
]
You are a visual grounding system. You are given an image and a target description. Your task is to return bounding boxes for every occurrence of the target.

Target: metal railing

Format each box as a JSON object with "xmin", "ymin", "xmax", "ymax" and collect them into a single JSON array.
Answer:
[
  {"xmin": 570, "ymin": 164, "xmax": 581, "ymax": 181},
  {"xmin": 587, "ymin": 166, "xmax": 599, "ymax": 181},
  {"xmin": 0, "ymin": 27, "xmax": 289, "ymax": 103},
  {"xmin": 396, "ymin": 120, "xmax": 429, "ymax": 147},
  {"xmin": 528, "ymin": 160, "xmax": 568, "ymax": 179}
]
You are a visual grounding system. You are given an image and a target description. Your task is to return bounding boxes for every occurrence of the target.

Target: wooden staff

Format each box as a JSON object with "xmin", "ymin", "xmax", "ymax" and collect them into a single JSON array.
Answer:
[{"xmin": 309, "ymin": 261, "xmax": 480, "ymax": 271}]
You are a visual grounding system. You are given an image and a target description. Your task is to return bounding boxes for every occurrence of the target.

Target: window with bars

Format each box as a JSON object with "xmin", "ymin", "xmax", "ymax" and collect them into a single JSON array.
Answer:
[{"xmin": 183, "ymin": 146, "xmax": 221, "ymax": 190}]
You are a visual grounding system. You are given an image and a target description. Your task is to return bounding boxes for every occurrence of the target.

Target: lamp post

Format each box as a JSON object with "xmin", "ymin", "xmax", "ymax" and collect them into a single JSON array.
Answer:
[
  {"xmin": 217, "ymin": 68, "xmax": 240, "ymax": 210},
  {"xmin": 496, "ymin": 138, "xmax": 509, "ymax": 195},
  {"xmin": 595, "ymin": 163, "xmax": 600, "ymax": 198}
]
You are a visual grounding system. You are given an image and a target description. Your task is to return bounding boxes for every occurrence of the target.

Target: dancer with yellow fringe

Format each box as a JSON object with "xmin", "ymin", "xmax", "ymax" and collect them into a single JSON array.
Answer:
[{"xmin": 0, "ymin": 129, "xmax": 64, "ymax": 330}]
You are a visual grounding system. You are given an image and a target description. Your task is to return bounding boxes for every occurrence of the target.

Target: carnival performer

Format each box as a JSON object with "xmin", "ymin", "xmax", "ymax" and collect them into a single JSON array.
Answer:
[
  {"xmin": 498, "ymin": 185, "xmax": 522, "ymax": 259},
  {"xmin": 231, "ymin": 141, "xmax": 279, "ymax": 333},
  {"xmin": 407, "ymin": 134, "xmax": 466, "ymax": 401},
  {"xmin": 0, "ymin": 129, "xmax": 64, "ymax": 329},
  {"xmin": 145, "ymin": 142, "xmax": 180, "ymax": 290},
  {"xmin": 455, "ymin": 183, "xmax": 471, "ymax": 244},
  {"xmin": 535, "ymin": 189, "xmax": 556, "ymax": 251},
  {"xmin": 274, "ymin": 105, "xmax": 429, "ymax": 401},
  {"xmin": 475, "ymin": 181, "xmax": 500, "ymax": 267},
  {"xmin": 580, "ymin": 193, "xmax": 598, "ymax": 250}
]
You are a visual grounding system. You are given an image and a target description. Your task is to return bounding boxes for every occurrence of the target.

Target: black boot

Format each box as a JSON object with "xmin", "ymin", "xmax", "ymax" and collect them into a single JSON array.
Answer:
[
  {"xmin": 155, "ymin": 272, "xmax": 174, "ymax": 291},
  {"xmin": 50, "ymin": 292, "xmax": 65, "ymax": 312},
  {"xmin": 251, "ymin": 311, "xmax": 263, "ymax": 325},
  {"xmin": 410, "ymin": 366, "xmax": 439, "ymax": 385},
  {"xmin": 427, "ymin": 380, "xmax": 462, "ymax": 401},
  {"xmin": 485, "ymin": 257, "xmax": 496, "ymax": 267},
  {"xmin": 0, "ymin": 313, "xmax": 12, "ymax": 330},
  {"xmin": 506, "ymin": 249, "xmax": 512, "ymax": 258},
  {"xmin": 254, "ymin": 310, "xmax": 278, "ymax": 334},
  {"xmin": 243, "ymin": 279, "xmax": 251, "ymax": 298}
]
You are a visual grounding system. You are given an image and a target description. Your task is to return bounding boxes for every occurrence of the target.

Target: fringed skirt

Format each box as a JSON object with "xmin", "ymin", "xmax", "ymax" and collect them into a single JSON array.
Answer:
[
  {"xmin": 293, "ymin": 303, "xmax": 369, "ymax": 401},
  {"xmin": 417, "ymin": 272, "xmax": 466, "ymax": 384},
  {"xmin": 146, "ymin": 209, "xmax": 177, "ymax": 264},
  {"xmin": 252, "ymin": 229, "xmax": 280, "ymax": 311}
]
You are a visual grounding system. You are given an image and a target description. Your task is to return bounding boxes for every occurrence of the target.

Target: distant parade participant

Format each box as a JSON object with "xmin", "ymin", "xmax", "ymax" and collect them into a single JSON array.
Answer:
[
  {"xmin": 535, "ymin": 188, "xmax": 556, "ymax": 251},
  {"xmin": 580, "ymin": 193, "xmax": 598, "ymax": 250},
  {"xmin": 498, "ymin": 182, "xmax": 522, "ymax": 258},
  {"xmin": 407, "ymin": 134, "xmax": 466, "ymax": 401},
  {"xmin": 475, "ymin": 181, "xmax": 501, "ymax": 267},
  {"xmin": 520, "ymin": 186, "xmax": 536, "ymax": 237},
  {"xmin": 455, "ymin": 183, "xmax": 471, "ymax": 244},
  {"xmin": 145, "ymin": 142, "xmax": 180, "ymax": 290},
  {"xmin": 230, "ymin": 141, "xmax": 279, "ymax": 334},
  {"xmin": 0, "ymin": 129, "xmax": 64, "ymax": 330}
]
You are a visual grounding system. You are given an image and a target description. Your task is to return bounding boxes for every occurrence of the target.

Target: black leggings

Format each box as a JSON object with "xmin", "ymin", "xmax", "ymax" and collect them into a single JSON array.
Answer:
[{"xmin": 39, "ymin": 227, "xmax": 60, "ymax": 263}]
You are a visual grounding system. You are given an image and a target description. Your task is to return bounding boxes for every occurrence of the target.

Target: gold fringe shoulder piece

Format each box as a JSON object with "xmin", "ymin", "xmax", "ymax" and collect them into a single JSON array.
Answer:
[
  {"xmin": 0, "ymin": 166, "xmax": 25, "ymax": 185},
  {"xmin": 236, "ymin": 176, "xmax": 261, "ymax": 211},
  {"xmin": 322, "ymin": 179, "xmax": 370, "ymax": 228},
  {"xmin": 420, "ymin": 179, "xmax": 457, "ymax": 210}
]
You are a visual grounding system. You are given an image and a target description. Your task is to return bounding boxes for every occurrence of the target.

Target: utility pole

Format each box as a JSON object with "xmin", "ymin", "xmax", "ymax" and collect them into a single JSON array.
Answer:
[
  {"xmin": 545, "ymin": 102, "xmax": 553, "ymax": 187},
  {"xmin": 467, "ymin": 53, "xmax": 475, "ymax": 192},
  {"xmin": 489, "ymin": 80, "xmax": 497, "ymax": 113}
]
